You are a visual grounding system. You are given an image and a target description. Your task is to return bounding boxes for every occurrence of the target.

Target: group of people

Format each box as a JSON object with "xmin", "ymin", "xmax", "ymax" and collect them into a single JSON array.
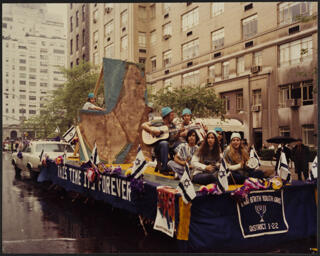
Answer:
[{"xmin": 141, "ymin": 106, "xmax": 264, "ymax": 185}]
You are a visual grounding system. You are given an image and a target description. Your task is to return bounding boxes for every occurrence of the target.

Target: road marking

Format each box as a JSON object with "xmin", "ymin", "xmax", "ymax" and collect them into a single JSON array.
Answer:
[{"xmin": 3, "ymin": 238, "xmax": 77, "ymax": 243}]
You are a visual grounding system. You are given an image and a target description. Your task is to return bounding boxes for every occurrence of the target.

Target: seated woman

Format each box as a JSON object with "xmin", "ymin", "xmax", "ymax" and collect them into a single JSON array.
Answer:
[
  {"xmin": 167, "ymin": 129, "xmax": 199, "ymax": 179},
  {"xmin": 191, "ymin": 130, "xmax": 221, "ymax": 185},
  {"xmin": 82, "ymin": 92, "xmax": 105, "ymax": 111},
  {"xmin": 224, "ymin": 132, "xmax": 264, "ymax": 184}
]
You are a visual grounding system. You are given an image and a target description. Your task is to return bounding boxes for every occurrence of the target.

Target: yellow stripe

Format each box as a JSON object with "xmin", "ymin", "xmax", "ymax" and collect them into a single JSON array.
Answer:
[{"xmin": 176, "ymin": 197, "xmax": 192, "ymax": 240}]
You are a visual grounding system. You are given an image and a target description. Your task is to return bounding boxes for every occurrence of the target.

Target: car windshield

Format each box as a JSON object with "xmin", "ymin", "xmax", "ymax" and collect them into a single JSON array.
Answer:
[{"xmin": 35, "ymin": 143, "xmax": 74, "ymax": 153}]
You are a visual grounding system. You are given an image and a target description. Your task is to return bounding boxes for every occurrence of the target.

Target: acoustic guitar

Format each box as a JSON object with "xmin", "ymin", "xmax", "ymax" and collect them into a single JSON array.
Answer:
[{"xmin": 142, "ymin": 125, "xmax": 201, "ymax": 145}]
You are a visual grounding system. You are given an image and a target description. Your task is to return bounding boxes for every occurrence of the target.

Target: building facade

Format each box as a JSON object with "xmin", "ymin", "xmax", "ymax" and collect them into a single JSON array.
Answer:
[
  {"xmin": 67, "ymin": 2, "xmax": 318, "ymax": 149},
  {"xmin": 2, "ymin": 4, "xmax": 67, "ymax": 139}
]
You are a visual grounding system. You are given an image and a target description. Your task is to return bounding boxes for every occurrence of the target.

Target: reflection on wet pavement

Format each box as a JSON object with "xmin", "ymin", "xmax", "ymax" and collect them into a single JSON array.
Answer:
[{"xmin": 2, "ymin": 152, "xmax": 178, "ymax": 253}]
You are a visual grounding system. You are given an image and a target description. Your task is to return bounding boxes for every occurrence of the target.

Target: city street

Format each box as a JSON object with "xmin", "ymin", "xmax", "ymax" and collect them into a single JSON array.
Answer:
[{"xmin": 2, "ymin": 151, "xmax": 316, "ymax": 253}]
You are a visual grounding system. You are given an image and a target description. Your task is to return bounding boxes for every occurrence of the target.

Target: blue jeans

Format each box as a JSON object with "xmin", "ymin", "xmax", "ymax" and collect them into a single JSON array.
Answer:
[{"xmin": 154, "ymin": 140, "xmax": 180, "ymax": 171}]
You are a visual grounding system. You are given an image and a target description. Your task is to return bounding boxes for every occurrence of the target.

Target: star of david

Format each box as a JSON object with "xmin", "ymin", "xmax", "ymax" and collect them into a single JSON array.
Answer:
[
  {"xmin": 135, "ymin": 159, "xmax": 141, "ymax": 166},
  {"xmin": 219, "ymin": 170, "xmax": 226, "ymax": 178},
  {"xmin": 183, "ymin": 178, "xmax": 191, "ymax": 188},
  {"xmin": 312, "ymin": 162, "xmax": 317, "ymax": 169}
]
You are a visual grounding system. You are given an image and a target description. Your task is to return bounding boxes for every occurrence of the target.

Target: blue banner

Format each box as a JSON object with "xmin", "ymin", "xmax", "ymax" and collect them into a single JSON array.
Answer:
[{"xmin": 237, "ymin": 190, "xmax": 289, "ymax": 238}]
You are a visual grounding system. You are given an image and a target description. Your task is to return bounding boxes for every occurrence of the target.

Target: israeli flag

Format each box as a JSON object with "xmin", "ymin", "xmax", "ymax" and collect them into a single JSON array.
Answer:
[
  {"xmin": 218, "ymin": 158, "xmax": 229, "ymax": 192},
  {"xmin": 249, "ymin": 146, "xmax": 261, "ymax": 167},
  {"xmin": 55, "ymin": 127, "xmax": 60, "ymax": 133},
  {"xmin": 131, "ymin": 145, "xmax": 147, "ymax": 179},
  {"xmin": 177, "ymin": 164, "xmax": 196, "ymax": 204},
  {"xmin": 89, "ymin": 142, "xmax": 100, "ymax": 166},
  {"xmin": 62, "ymin": 126, "xmax": 76, "ymax": 143},
  {"xmin": 309, "ymin": 156, "xmax": 317, "ymax": 180},
  {"xmin": 277, "ymin": 150, "xmax": 291, "ymax": 182}
]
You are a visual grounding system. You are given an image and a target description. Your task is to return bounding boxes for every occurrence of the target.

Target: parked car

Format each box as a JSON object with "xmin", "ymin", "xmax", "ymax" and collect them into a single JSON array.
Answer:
[{"xmin": 12, "ymin": 140, "xmax": 74, "ymax": 177}]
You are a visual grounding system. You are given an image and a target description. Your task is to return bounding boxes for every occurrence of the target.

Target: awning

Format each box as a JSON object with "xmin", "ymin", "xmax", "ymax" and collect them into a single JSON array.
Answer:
[{"xmin": 195, "ymin": 118, "xmax": 245, "ymax": 132}]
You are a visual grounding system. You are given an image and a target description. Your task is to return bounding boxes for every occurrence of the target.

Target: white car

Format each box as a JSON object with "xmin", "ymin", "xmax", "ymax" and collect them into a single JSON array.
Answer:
[{"xmin": 12, "ymin": 140, "xmax": 74, "ymax": 176}]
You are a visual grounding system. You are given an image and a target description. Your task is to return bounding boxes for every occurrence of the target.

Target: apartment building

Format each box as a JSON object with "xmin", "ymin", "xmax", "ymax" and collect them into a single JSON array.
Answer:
[
  {"xmin": 67, "ymin": 3, "xmax": 90, "ymax": 67},
  {"xmin": 2, "ymin": 4, "xmax": 67, "ymax": 139},
  {"xmin": 67, "ymin": 2, "xmax": 318, "ymax": 149}
]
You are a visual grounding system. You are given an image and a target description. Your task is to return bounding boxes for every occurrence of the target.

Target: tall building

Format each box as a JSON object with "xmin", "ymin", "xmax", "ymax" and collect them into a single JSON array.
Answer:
[
  {"xmin": 2, "ymin": 4, "xmax": 67, "ymax": 139},
  {"xmin": 67, "ymin": 3, "xmax": 90, "ymax": 67},
  {"xmin": 67, "ymin": 2, "xmax": 318, "ymax": 149}
]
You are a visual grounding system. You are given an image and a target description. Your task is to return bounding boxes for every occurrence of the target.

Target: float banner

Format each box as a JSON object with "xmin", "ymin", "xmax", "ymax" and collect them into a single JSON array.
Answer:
[
  {"xmin": 237, "ymin": 190, "xmax": 289, "ymax": 238},
  {"xmin": 154, "ymin": 186, "xmax": 178, "ymax": 237}
]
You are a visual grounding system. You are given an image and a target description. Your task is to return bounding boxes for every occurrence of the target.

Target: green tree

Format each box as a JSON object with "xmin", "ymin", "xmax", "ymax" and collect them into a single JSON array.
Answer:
[
  {"xmin": 22, "ymin": 61, "xmax": 103, "ymax": 139},
  {"xmin": 149, "ymin": 85, "xmax": 225, "ymax": 118}
]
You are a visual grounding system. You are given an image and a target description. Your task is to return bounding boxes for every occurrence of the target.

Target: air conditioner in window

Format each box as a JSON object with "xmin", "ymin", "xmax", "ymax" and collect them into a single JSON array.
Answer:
[
  {"xmin": 286, "ymin": 98, "xmax": 301, "ymax": 108},
  {"xmin": 251, "ymin": 105, "xmax": 261, "ymax": 112},
  {"xmin": 206, "ymin": 78, "xmax": 214, "ymax": 85},
  {"xmin": 163, "ymin": 34, "xmax": 171, "ymax": 40},
  {"xmin": 251, "ymin": 65, "xmax": 261, "ymax": 73}
]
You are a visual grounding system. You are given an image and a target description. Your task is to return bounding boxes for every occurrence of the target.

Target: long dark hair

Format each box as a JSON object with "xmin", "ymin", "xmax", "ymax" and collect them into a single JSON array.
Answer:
[
  {"xmin": 186, "ymin": 129, "xmax": 199, "ymax": 145},
  {"xmin": 196, "ymin": 131, "xmax": 220, "ymax": 161}
]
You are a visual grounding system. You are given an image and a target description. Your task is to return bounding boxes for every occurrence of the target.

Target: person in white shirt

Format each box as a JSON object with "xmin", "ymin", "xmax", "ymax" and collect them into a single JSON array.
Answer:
[{"xmin": 82, "ymin": 92, "xmax": 104, "ymax": 111}]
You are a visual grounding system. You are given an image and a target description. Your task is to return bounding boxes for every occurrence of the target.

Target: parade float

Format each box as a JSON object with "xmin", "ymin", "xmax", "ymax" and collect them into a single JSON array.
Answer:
[{"xmin": 36, "ymin": 58, "xmax": 317, "ymax": 252}]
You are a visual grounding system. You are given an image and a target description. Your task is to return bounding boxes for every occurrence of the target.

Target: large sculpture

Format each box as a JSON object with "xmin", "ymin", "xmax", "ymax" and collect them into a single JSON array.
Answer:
[{"xmin": 78, "ymin": 58, "xmax": 151, "ymax": 163}]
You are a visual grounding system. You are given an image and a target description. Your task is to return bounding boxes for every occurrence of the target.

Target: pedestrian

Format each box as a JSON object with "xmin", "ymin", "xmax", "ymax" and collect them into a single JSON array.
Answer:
[
  {"xmin": 274, "ymin": 143, "xmax": 292, "ymax": 172},
  {"xmin": 214, "ymin": 127, "xmax": 226, "ymax": 153},
  {"xmin": 191, "ymin": 130, "xmax": 221, "ymax": 185},
  {"xmin": 82, "ymin": 92, "xmax": 105, "ymax": 111},
  {"xmin": 292, "ymin": 138, "xmax": 310, "ymax": 181}
]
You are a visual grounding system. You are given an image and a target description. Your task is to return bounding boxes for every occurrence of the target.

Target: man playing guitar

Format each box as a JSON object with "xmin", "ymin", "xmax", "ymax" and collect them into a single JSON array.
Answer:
[
  {"xmin": 179, "ymin": 108, "xmax": 207, "ymax": 145},
  {"xmin": 141, "ymin": 106, "xmax": 183, "ymax": 175}
]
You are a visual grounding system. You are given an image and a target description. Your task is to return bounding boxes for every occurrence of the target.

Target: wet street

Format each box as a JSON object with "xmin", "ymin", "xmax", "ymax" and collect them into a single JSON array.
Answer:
[
  {"xmin": 2, "ymin": 152, "xmax": 178, "ymax": 253},
  {"xmin": 2, "ymin": 152, "xmax": 316, "ymax": 253}
]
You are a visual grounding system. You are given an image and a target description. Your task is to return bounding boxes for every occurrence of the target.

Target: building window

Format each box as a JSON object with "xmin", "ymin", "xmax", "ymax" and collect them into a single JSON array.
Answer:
[
  {"xmin": 150, "ymin": 4, "xmax": 156, "ymax": 19},
  {"xmin": 70, "ymin": 17, "xmax": 73, "ymax": 32},
  {"xmin": 93, "ymin": 52, "xmax": 99, "ymax": 65},
  {"xmin": 104, "ymin": 44, "xmax": 114, "ymax": 58},
  {"xmin": 302, "ymin": 124, "xmax": 315, "ymax": 147},
  {"xmin": 182, "ymin": 39, "xmax": 199, "ymax": 61},
  {"xmin": 76, "ymin": 34, "xmax": 79, "ymax": 51},
  {"xmin": 151, "ymin": 56, "xmax": 156, "ymax": 71},
  {"xmin": 222, "ymin": 95, "xmax": 230, "ymax": 112},
  {"xmin": 121, "ymin": 10, "xmax": 128, "ymax": 28},
  {"xmin": 138, "ymin": 6, "xmax": 147, "ymax": 20},
  {"xmin": 70, "ymin": 39, "xmax": 73, "ymax": 54},
  {"xmin": 252, "ymin": 89, "xmax": 262, "ymax": 106},
  {"xmin": 138, "ymin": 32, "xmax": 146, "ymax": 48},
  {"xmin": 279, "ymin": 36, "xmax": 312, "ymax": 67},
  {"xmin": 212, "ymin": 28, "xmax": 224, "ymax": 50},
  {"xmin": 242, "ymin": 14, "xmax": 257, "ymax": 39},
  {"xmin": 279, "ymin": 2, "xmax": 312, "ymax": 25},
  {"xmin": 150, "ymin": 30, "xmax": 156, "ymax": 45},
  {"xmin": 29, "ymin": 96, "xmax": 36, "ymax": 100},
  {"xmin": 182, "ymin": 70, "xmax": 200, "ymax": 87},
  {"xmin": 253, "ymin": 51, "xmax": 262, "ymax": 66},
  {"xmin": 93, "ymin": 31, "xmax": 98, "ymax": 44},
  {"xmin": 82, "ymin": 29, "xmax": 85, "ymax": 44},
  {"xmin": 104, "ymin": 20, "xmax": 113, "ymax": 37},
  {"xmin": 163, "ymin": 50, "xmax": 172, "ymax": 68},
  {"xmin": 212, "ymin": 3, "xmax": 224, "ymax": 16},
  {"xmin": 279, "ymin": 127, "xmax": 290, "ymax": 137},
  {"xmin": 70, "ymin": 62, "xmax": 73, "ymax": 68},
  {"xmin": 76, "ymin": 11, "xmax": 79, "ymax": 27},
  {"xmin": 163, "ymin": 22, "xmax": 172, "ymax": 37},
  {"xmin": 279, "ymin": 80, "xmax": 313, "ymax": 107},
  {"xmin": 163, "ymin": 3, "xmax": 170, "ymax": 13},
  {"xmin": 93, "ymin": 10, "xmax": 98, "ymax": 22},
  {"xmin": 121, "ymin": 35, "xmax": 128, "ymax": 51},
  {"xmin": 82, "ymin": 5, "xmax": 85, "ymax": 21},
  {"xmin": 208, "ymin": 65, "xmax": 215, "ymax": 79},
  {"xmin": 237, "ymin": 56, "xmax": 245, "ymax": 74},
  {"xmin": 222, "ymin": 61, "xmax": 229, "ymax": 79},
  {"xmin": 182, "ymin": 8, "xmax": 199, "ymax": 32},
  {"xmin": 76, "ymin": 58, "xmax": 79, "ymax": 65},
  {"xmin": 236, "ymin": 93, "xmax": 244, "ymax": 111}
]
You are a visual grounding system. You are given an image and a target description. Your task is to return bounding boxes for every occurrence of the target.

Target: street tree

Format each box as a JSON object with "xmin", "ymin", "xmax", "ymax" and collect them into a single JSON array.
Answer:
[{"xmin": 149, "ymin": 85, "xmax": 225, "ymax": 118}]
